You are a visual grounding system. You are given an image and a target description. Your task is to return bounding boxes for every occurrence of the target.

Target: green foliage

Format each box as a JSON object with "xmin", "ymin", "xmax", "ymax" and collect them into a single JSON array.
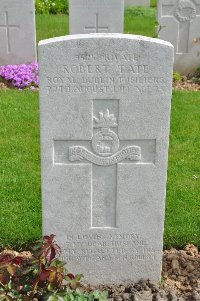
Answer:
[
  {"xmin": 173, "ymin": 72, "xmax": 182, "ymax": 82},
  {"xmin": 193, "ymin": 66, "xmax": 200, "ymax": 78},
  {"xmin": 35, "ymin": 0, "xmax": 68, "ymax": 15},
  {"xmin": 190, "ymin": 67, "xmax": 200, "ymax": 84},
  {"xmin": 191, "ymin": 77, "xmax": 200, "ymax": 84},
  {"xmin": 0, "ymin": 235, "xmax": 107, "ymax": 301}
]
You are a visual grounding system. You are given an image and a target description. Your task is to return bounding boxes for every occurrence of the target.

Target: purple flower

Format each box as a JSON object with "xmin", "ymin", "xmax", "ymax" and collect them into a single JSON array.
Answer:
[{"xmin": 0, "ymin": 62, "xmax": 39, "ymax": 89}]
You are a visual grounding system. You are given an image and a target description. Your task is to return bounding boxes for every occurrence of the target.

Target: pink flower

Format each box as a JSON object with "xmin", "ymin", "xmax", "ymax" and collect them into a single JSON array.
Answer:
[{"xmin": 0, "ymin": 62, "xmax": 39, "ymax": 89}]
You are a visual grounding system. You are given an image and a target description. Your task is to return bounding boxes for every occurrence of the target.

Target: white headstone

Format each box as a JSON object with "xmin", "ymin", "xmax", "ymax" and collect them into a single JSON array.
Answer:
[
  {"xmin": 124, "ymin": 0, "xmax": 150, "ymax": 7},
  {"xmin": 69, "ymin": 0, "xmax": 124, "ymax": 34},
  {"xmin": 0, "ymin": 0, "xmax": 36, "ymax": 66},
  {"xmin": 157, "ymin": 0, "xmax": 200, "ymax": 75},
  {"xmin": 39, "ymin": 34, "xmax": 173, "ymax": 284}
]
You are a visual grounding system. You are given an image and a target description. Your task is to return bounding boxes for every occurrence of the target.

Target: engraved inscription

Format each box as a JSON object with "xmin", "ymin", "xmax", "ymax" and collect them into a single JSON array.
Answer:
[
  {"xmin": 69, "ymin": 145, "xmax": 141, "ymax": 166},
  {"xmin": 161, "ymin": 0, "xmax": 200, "ymax": 53},
  {"xmin": 0, "ymin": 11, "xmax": 20, "ymax": 53},
  {"xmin": 45, "ymin": 53, "xmax": 167, "ymax": 95},
  {"xmin": 60, "ymin": 232, "xmax": 157, "ymax": 264}
]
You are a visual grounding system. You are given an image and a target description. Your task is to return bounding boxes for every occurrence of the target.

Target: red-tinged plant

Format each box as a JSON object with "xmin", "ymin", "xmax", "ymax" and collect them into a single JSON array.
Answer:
[
  {"xmin": 0, "ymin": 235, "xmax": 83, "ymax": 301},
  {"xmin": 38, "ymin": 234, "xmax": 61, "ymax": 263}
]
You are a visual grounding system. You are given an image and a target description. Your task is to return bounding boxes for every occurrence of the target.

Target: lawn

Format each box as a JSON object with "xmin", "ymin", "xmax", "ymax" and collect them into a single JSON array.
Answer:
[
  {"xmin": 0, "ymin": 6, "xmax": 200, "ymax": 250},
  {"xmin": 165, "ymin": 92, "xmax": 200, "ymax": 247}
]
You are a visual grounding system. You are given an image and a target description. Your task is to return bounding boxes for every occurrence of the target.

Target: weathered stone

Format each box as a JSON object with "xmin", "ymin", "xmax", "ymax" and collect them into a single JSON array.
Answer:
[
  {"xmin": 0, "ymin": 0, "xmax": 36, "ymax": 65},
  {"xmin": 157, "ymin": 0, "xmax": 200, "ymax": 75},
  {"xmin": 69, "ymin": 0, "xmax": 124, "ymax": 34},
  {"xmin": 39, "ymin": 33, "xmax": 173, "ymax": 284},
  {"xmin": 124, "ymin": 0, "xmax": 150, "ymax": 7}
]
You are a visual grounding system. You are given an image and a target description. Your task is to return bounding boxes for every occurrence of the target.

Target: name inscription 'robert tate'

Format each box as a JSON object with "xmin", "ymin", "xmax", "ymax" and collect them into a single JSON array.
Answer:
[{"xmin": 63, "ymin": 64, "xmax": 149, "ymax": 74}]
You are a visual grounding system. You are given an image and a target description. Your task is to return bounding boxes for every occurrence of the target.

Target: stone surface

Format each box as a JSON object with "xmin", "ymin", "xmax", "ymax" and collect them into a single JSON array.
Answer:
[
  {"xmin": 0, "ymin": 0, "xmax": 36, "ymax": 66},
  {"xmin": 69, "ymin": 0, "xmax": 124, "ymax": 34},
  {"xmin": 39, "ymin": 33, "xmax": 174, "ymax": 284},
  {"xmin": 124, "ymin": 0, "xmax": 150, "ymax": 7},
  {"xmin": 157, "ymin": 0, "xmax": 200, "ymax": 75}
]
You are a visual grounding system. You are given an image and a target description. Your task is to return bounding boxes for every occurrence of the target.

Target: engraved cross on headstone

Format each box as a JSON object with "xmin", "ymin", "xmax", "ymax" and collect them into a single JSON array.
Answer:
[
  {"xmin": 54, "ymin": 99, "xmax": 155, "ymax": 229},
  {"xmin": 161, "ymin": 0, "xmax": 200, "ymax": 53},
  {"xmin": 0, "ymin": 11, "xmax": 20, "ymax": 53},
  {"xmin": 84, "ymin": 13, "xmax": 109, "ymax": 33}
]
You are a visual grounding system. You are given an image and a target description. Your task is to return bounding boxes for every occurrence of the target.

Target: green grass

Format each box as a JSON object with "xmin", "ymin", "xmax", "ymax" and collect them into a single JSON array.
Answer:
[
  {"xmin": 124, "ymin": 7, "xmax": 157, "ymax": 37},
  {"xmin": 36, "ymin": 15, "xmax": 69, "ymax": 45},
  {"xmin": 0, "ymin": 90, "xmax": 200, "ymax": 249},
  {"xmin": 0, "ymin": 90, "xmax": 41, "ymax": 249},
  {"xmin": 165, "ymin": 91, "xmax": 200, "ymax": 248}
]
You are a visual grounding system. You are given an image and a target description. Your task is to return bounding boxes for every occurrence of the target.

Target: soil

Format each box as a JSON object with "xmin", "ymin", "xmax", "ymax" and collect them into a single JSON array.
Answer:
[
  {"xmin": 0, "ymin": 245, "xmax": 200, "ymax": 300},
  {"xmin": 0, "ymin": 82, "xmax": 8, "ymax": 90},
  {"xmin": 84, "ymin": 245, "xmax": 200, "ymax": 301},
  {"xmin": 173, "ymin": 77, "xmax": 200, "ymax": 92}
]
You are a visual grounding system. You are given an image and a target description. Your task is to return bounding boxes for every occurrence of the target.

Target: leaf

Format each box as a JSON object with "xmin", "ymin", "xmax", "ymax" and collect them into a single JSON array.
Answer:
[
  {"xmin": 39, "ymin": 269, "xmax": 50, "ymax": 282},
  {"xmin": 41, "ymin": 235, "xmax": 61, "ymax": 263},
  {"xmin": 74, "ymin": 274, "xmax": 83, "ymax": 282},
  {"xmin": 21, "ymin": 265, "xmax": 35, "ymax": 275},
  {"xmin": 5, "ymin": 296, "xmax": 14, "ymax": 301},
  {"xmin": 51, "ymin": 259, "xmax": 65, "ymax": 268},
  {"xmin": 12, "ymin": 257, "xmax": 23, "ymax": 266},
  {"xmin": 0, "ymin": 270, "xmax": 10, "ymax": 285},
  {"xmin": 66, "ymin": 273, "xmax": 74, "ymax": 280},
  {"xmin": 32, "ymin": 278, "xmax": 39, "ymax": 293},
  {"xmin": 93, "ymin": 290, "xmax": 108, "ymax": 301},
  {"xmin": 0, "ymin": 255, "xmax": 12, "ymax": 268},
  {"xmin": 21, "ymin": 284, "xmax": 32, "ymax": 293},
  {"xmin": 48, "ymin": 271, "xmax": 57, "ymax": 283},
  {"xmin": 47, "ymin": 294, "xmax": 59, "ymax": 301},
  {"xmin": 7, "ymin": 264, "xmax": 16, "ymax": 276},
  {"xmin": 43, "ymin": 235, "xmax": 56, "ymax": 244},
  {"xmin": 0, "ymin": 292, "xmax": 6, "ymax": 300}
]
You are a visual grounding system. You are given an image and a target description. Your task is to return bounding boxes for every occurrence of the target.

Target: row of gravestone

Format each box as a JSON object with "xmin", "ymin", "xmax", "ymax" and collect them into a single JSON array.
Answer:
[{"xmin": 0, "ymin": 0, "xmax": 200, "ymax": 74}]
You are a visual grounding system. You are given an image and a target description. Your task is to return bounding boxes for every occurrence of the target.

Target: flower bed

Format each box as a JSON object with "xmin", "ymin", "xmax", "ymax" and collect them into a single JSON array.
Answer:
[{"xmin": 0, "ymin": 62, "xmax": 39, "ymax": 90}]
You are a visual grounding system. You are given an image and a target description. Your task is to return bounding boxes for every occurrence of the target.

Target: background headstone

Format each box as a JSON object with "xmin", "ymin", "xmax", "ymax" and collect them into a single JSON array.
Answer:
[
  {"xmin": 157, "ymin": 0, "xmax": 200, "ymax": 75},
  {"xmin": 0, "ymin": 0, "xmax": 36, "ymax": 66},
  {"xmin": 39, "ymin": 34, "xmax": 173, "ymax": 284},
  {"xmin": 124, "ymin": 0, "xmax": 150, "ymax": 7},
  {"xmin": 69, "ymin": 0, "xmax": 124, "ymax": 34}
]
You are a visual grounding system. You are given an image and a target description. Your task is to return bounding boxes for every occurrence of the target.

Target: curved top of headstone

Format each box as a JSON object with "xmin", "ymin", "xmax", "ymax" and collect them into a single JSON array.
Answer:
[{"xmin": 39, "ymin": 33, "xmax": 173, "ymax": 49}]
